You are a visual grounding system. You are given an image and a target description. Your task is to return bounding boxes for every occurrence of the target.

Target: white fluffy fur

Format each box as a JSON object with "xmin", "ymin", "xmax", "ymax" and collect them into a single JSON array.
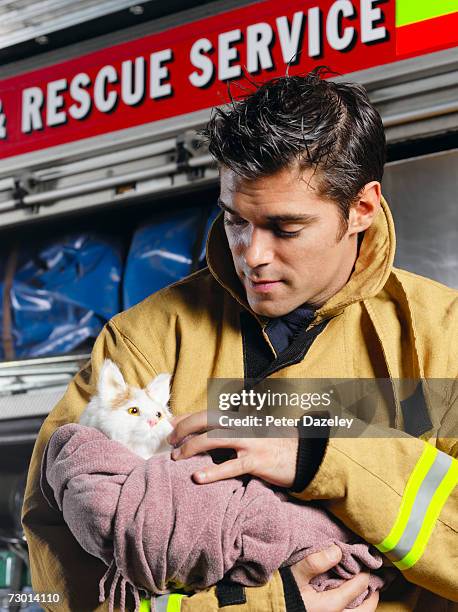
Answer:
[{"xmin": 79, "ymin": 359, "xmax": 174, "ymax": 459}]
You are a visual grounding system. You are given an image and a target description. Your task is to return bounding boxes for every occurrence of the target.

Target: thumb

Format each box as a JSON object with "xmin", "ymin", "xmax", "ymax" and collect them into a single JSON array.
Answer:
[
  {"xmin": 292, "ymin": 544, "xmax": 342, "ymax": 585},
  {"xmin": 166, "ymin": 414, "xmax": 188, "ymax": 442}
]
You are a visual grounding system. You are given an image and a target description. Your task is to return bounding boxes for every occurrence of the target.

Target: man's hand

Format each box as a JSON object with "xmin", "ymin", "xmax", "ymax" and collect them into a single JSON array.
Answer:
[
  {"xmin": 291, "ymin": 545, "xmax": 379, "ymax": 611},
  {"xmin": 169, "ymin": 415, "xmax": 380, "ymax": 609},
  {"xmin": 167, "ymin": 410, "xmax": 299, "ymax": 487}
]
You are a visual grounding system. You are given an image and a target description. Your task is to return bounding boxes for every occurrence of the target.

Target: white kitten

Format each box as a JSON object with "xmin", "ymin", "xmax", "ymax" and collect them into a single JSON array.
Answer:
[{"xmin": 79, "ymin": 359, "xmax": 174, "ymax": 459}]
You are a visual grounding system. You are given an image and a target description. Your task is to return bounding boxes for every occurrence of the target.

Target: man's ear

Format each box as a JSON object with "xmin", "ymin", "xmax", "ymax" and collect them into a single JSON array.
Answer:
[
  {"xmin": 147, "ymin": 373, "xmax": 171, "ymax": 406},
  {"xmin": 347, "ymin": 181, "xmax": 382, "ymax": 235},
  {"xmin": 98, "ymin": 359, "xmax": 127, "ymax": 402}
]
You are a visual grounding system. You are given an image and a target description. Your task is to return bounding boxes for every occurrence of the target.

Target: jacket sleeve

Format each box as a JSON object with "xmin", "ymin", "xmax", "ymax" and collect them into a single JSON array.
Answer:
[
  {"xmin": 21, "ymin": 320, "xmax": 291, "ymax": 612},
  {"xmin": 289, "ymin": 401, "xmax": 458, "ymax": 602}
]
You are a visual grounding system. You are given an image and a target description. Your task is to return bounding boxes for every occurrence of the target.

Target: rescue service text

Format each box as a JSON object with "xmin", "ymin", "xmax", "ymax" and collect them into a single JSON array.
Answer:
[{"xmin": 21, "ymin": 0, "xmax": 387, "ymax": 133}]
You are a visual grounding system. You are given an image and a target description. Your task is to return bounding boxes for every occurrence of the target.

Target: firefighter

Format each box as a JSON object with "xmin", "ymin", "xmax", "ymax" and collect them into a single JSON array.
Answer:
[{"xmin": 23, "ymin": 68, "xmax": 457, "ymax": 611}]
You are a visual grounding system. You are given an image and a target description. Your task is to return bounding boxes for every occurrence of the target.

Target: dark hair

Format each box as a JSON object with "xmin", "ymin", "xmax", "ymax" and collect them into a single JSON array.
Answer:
[{"xmin": 203, "ymin": 67, "xmax": 386, "ymax": 220}]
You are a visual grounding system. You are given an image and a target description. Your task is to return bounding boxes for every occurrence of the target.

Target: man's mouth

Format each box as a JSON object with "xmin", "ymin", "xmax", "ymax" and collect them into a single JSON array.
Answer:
[{"xmin": 247, "ymin": 278, "xmax": 282, "ymax": 293}]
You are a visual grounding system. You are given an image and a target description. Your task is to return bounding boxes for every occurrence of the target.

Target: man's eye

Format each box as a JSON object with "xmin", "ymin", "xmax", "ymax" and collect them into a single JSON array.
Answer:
[
  {"xmin": 273, "ymin": 227, "xmax": 301, "ymax": 238},
  {"xmin": 224, "ymin": 215, "xmax": 247, "ymax": 227}
]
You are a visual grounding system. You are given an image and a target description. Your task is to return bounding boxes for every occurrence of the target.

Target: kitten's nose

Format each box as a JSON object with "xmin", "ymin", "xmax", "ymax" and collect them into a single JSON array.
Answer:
[{"xmin": 148, "ymin": 419, "xmax": 157, "ymax": 427}]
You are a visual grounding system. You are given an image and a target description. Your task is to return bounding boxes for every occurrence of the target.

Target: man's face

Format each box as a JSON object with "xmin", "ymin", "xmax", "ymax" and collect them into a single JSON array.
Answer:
[{"xmin": 219, "ymin": 165, "xmax": 360, "ymax": 317}]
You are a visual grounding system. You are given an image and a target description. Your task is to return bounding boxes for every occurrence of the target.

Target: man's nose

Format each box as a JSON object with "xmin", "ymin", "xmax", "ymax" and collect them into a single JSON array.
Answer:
[{"xmin": 243, "ymin": 228, "xmax": 274, "ymax": 269}]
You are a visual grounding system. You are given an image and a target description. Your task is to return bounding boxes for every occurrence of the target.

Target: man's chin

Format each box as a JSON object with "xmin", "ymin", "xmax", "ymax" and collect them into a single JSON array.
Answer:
[{"xmin": 248, "ymin": 298, "xmax": 295, "ymax": 318}]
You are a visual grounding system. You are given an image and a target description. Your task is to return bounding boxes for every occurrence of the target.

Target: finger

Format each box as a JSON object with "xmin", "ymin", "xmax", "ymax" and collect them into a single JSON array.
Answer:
[
  {"xmin": 325, "ymin": 573, "xmax": 370, "ymax": 611},
  {"xmin": 293, "ymin": 545, "xmax": 343, "ymax": 583},
  {"xmin": 169, "ymin": 414, "xmax": 189, "ymax": 427},
  {"xmin": 167, "ymin": 414, "xmax": 189, "ymax": 440},
  {"xmin": 172, "ymin": 430, "xmax": 242, "ymax": 460},
  {"xmin": 193, "ymin": 456, "xmax": 254, "ymax": 484},
  {"xmin": 168, "ymin": 410, "xmax": 210, "ymax": 445},
  {"xmin": 345, "ymin": 591, "xmax": 379, "ymax": 611},
  {"xmin": 167, "ymin": 414, "xmax": 192, "ymax": 443}
]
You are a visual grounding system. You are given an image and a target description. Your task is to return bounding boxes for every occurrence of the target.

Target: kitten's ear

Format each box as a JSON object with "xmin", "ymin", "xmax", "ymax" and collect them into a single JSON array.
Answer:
[
  {"xmin": 147, "ymin": 373, "xmax": 171, "ymax": 406},
  {"xmin": 98, "ymin": 359, "xmax": 127, "ymax": 402}
]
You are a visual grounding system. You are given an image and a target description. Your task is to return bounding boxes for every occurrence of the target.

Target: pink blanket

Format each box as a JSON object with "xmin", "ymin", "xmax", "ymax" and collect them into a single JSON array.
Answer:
[{"xmin": 40, "ymin": 424, "xmax": 391, "ymax": 611}]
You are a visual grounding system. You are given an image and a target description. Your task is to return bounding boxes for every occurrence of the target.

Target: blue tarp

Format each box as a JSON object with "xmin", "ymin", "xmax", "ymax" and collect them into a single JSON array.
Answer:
[
  {"xmin": 0, "ymin": 234, "xmax": 122, "ymax": 359},
  {"xmin": 123, "ymin": 206, "xmax": 220, "ymax": 309},
  {"xmin": 0, "ymin": 206, "xmax": 220, "ymax": 359}
]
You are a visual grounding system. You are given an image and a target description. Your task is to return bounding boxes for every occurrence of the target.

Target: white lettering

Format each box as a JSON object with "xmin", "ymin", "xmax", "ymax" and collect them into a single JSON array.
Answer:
[
  {"xmin": 231, "ymin": 394, "xmax": 241, "ymax": 407},
  {"xmin": 301, "ymin": 415, "xmax": 355, "ymax": 428},
  {"xmin": 218, "ymin": 415, "xmax": 264, "ymax": 427},
  {"xmin": 361, "ymin": 0, "xmax": 387, "ymax": 43},
  {"xmin": 326, "ymin": 0, "xmax": 356, "ymax": 51},
  {"xmin": 246, "ymin": 22, "xmax": 274, "ymax": 73},
  {"xmin": 94, "ymin": 65, "xmax": 118, "ymax": 113},
  {"xmin": 121, "ymin": 57, "xmax": 146, "ymax": 106},
  {"xmin": 21, "ymin": 87, "xmax": 44, "ymax": 133},
  {"xmin": 69, "ymin": 73, "xmax": 91, "ymax": 120},
  {"xmin": 255, "ymin": 392, "xmax": 266, "ymax": 411},
  {"xmin": 265, "ymin": 416, "xmax": 300, "ymax": 427},
  {"xmin": 218, "ymin": 29, "xmax": 242, "ymax": 81},
  {"xmin": 219, "ymin": 393, "xmax": 230, "ymax": 410},
  {"xmin": 150, "ymin": 49, "xmax": 173, "ymax": 99},
  {"xmin": 189, "ymin": 38, "xmax": 214, "ymax": 88},
  {"xmin": 276, "ymin": 12, "xmax": 304, "ymax": 64},
  {"xmin": 308, "ymin": 7, "xmax": 323, "ymax": 57},
  {"xmin": 47, "ymin": 78, "xmax": 67, "ymax": 127}
]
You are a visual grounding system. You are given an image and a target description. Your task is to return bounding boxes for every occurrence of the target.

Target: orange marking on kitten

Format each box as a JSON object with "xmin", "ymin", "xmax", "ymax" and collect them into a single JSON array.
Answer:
[{"xmin": 111, "ymin": 388, "xmax": 133, "ymax": 410}]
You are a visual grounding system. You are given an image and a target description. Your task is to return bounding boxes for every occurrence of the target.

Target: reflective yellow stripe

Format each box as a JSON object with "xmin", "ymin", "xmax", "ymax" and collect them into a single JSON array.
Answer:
[
  {"xmin": 167, "ymin": 594, "xmax": 184, "ymax": 612},
  {"xmin": 377, "ymin": 444, "xmax": 436, "ymax": 554},
  {"xmin": 394, "ymin": 457, "xmax": 458, "ymax": 570},
  {"xmin": 154, "ymin": 594, "xmax": 185, "ymax": 612},
  {"xmin": 139, "ymin": 599, "xmax": 151, "ymax": 612},
  {"xmin": 376, "ymin": 444, "xmax": 458, "ymax": 569}
]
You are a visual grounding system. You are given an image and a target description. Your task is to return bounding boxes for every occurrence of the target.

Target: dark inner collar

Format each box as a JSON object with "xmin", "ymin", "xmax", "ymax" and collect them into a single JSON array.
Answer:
[{"xmin": 265, "ymin": 303, "xmax": 316, "ymax": 356}]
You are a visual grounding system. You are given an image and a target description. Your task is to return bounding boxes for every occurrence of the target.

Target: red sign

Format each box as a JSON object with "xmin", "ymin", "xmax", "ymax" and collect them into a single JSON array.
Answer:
[{"xmin": 0, "ymin": 0, "xmax": 453, "ymax": 160}]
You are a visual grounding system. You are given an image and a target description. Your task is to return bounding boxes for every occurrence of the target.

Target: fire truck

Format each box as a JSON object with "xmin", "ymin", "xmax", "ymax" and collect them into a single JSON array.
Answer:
[{"xmin": 0, "ymin": 0, "xmax": 456, "ymax": 608}]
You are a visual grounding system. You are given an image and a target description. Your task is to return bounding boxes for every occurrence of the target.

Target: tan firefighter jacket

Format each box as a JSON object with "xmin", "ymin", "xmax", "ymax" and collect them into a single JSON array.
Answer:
[{"xmin": 22, "ymin": 197, "xmax": 458, "ymax": 611}]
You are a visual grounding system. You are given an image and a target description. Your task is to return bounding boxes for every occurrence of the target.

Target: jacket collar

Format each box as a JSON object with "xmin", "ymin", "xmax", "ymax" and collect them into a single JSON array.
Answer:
[{"xmin": 206, "ymin": 196, "xmax": 396, "ymax": 324}]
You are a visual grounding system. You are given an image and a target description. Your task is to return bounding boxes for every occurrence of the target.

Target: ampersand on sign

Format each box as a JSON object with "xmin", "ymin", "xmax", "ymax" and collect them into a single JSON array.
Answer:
[{"xmin": 0, "ymin": 100, "xmax": 7, "ymax": 139}]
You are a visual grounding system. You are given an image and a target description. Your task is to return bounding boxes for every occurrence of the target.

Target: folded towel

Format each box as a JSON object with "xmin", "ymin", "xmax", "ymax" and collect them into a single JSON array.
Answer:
[{"xmin": 41, "ymin": 423, "xmax": 392, "ymax": 611}]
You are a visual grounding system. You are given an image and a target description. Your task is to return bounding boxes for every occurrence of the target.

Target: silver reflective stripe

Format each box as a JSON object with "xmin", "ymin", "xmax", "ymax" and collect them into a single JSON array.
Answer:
[
  {"xmin": 156, "ymin": 595, "xmax": 170, "ymax": 612},
  {"xmin": 387, "ymin": 450, "xmax": 453, "ymax": 562}
]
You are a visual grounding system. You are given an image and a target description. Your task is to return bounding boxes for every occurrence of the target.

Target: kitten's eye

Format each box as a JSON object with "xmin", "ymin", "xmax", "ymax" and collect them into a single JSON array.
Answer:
[
  {"xmin": 127, "ymin": 407, "xmax": 140, "ymax": 415},
  {"xmin": 156, "ymin": 411, "xmax": 162, "ymax": 419}
]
